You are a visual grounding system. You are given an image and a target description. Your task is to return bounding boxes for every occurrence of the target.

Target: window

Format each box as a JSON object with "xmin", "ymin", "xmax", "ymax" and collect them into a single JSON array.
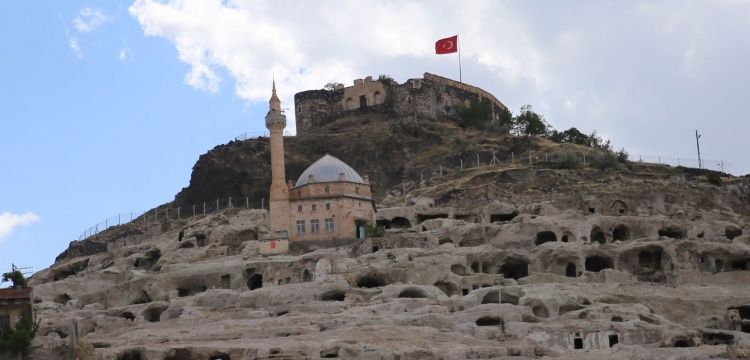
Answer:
[
  {"xmin": 297, "ymin": 205, "xmax": 302, "ymax": 212},
  {"xmin": 326, "ymin": 203, "xmax": 331, "ymax": 210},
  {"xmin": 312, "ymin": 204, "xmax": 317, "ymax": 211},
  {"xmin": 325, "ymin": 186, "xmax": 330, "ymax": 194},
  {"xmin": 0, "ymin": 315, "xmax": 9, "ymax": 331},
  {"xmin": 325, "ymin": 218, "xmax": 334, "ymax": 232},
  {"xmin": 296, "ymin": 220, "xmax": 305, "ymax": 234},
  {"xmin": 311, "ymin": 219, "xmax": 320, "ymax": 234},
  {"xmin": 355, "ymin": 186, "xmax": 359, "ymax": 194}
]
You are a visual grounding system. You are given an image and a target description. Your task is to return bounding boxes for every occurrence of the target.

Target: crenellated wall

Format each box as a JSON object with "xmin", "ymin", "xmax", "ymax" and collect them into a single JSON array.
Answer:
[{"xmin": 294, "ymin": 73, "xmax": 508, "ymax": 133}]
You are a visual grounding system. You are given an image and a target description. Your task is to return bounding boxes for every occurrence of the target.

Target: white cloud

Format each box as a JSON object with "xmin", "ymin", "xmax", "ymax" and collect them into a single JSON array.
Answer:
[
  {"xmin": 128, "ymin": 0, "xmax": 750, "ymax": 173},
  {"xmin": 128, "ymin": 0, "xmax": 545, "ymax": 131},
  {"xmin": 68, "ymin": 34, "xmax": 83, "ymax": 58},
  {"xmin": 119, "ymin": 47, "xmax": 131, "ymax": 61},
  {"xmin": 0, "ymin": 212, "xmax": 40, "ymax": 243},
  {"xmin": 74, "ymin": 7, "xmax": 109, "ymax": 33}
]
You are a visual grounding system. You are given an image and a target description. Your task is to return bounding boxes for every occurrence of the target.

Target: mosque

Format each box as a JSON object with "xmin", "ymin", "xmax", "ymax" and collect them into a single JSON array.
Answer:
[{"xmin": 263, "ymin": 82, "xmax": 376, "ymax": 248}]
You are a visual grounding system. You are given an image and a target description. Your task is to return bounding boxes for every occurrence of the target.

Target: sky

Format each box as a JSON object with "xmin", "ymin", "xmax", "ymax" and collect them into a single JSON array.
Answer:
[{"xmin": 1, "ymin": 0, "xmax": 749, "ymax": 275}]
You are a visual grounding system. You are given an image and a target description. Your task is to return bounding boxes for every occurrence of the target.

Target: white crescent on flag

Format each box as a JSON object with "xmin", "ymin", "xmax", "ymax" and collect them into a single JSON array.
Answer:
[{"xmin": 435, "ymin": 35, "xmax": 458, "ymax": 55}]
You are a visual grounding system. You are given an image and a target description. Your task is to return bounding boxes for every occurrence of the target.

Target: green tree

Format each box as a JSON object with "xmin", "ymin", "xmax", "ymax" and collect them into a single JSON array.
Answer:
[
  {"xmin": 512, "ymin": 105, "xmax": 550, "ymax": 136},
  {"xmin": 0, "ymin": 311, "xmax": 39, "ymax": 359},
  {"xmin": 455, "ymin": 99, "xmax": 511, "ymax": 132},
  {"xmin": 1, "ymin": 270, "xmax": 27, "ymax": 288},
  {"xmin": 547, "ymin": 127, "xmax": 591, "ymax": 146}
]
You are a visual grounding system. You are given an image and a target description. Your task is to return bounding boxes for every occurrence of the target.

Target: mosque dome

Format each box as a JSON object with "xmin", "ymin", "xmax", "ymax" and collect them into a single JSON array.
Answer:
[{"xmin": 295, "ymin": 154, "xmax": 365, "ymax": 187}]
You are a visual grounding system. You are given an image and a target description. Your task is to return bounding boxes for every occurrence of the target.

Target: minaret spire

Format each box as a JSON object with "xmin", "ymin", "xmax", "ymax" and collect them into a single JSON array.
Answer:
[
  {"xmin": 265, "ymin": 78, "xmax": 290, "ymax": 238},
  {"xmin": 269, "ymin": 76, "xmax": 281, "ymax": 113}
]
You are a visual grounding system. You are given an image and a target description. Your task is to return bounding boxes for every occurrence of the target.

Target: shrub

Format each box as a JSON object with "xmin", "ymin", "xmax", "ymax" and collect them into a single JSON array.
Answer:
[
  {"xmin": 591, "ymin": 152, "xmax": 621, "ymax": 171},
  {"xmin": 706, "ymin": 173, "xmax": 723, "ymax": 186},
  {"xmin": 364, "ymin": 223, "xmax": 385, "ymax": 238},
  {"xmin": 455, "ymin": 100, "xmax": 497, "ymax": 131},
  {"xmin": 551, "ymin": 151, "xmax": 581, "ymax": 169},
  {"xmin": 616, "ymin": 148, "xmax": 629, "ymax": 163},
  {"xmin": 377, "ymin": 74, "xmax": 395, "ymax": 84},
  {"xmin": 323, "ymin": 82, "xmax": 343, "ymax": 91}
]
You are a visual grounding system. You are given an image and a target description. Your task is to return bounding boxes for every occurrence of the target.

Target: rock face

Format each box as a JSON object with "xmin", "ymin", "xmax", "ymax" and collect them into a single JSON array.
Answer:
[{"xmin": 28, "ymin": 113, "xmax": 750, "ymax": 359}]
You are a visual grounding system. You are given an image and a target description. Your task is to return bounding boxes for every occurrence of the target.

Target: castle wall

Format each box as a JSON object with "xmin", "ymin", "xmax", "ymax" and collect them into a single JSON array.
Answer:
[{"xmin": 294, "ymin": 73, "xmax": 508, "ymax": 133}]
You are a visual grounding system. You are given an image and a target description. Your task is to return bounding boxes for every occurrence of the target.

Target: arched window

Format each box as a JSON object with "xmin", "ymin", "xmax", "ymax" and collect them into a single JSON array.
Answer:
[
  {"xmin": 325, "ymin": 203, "xmax": 331, "ymax": 210},
  {"xmin": 312, "ymin": 204, "xmax": 317, "ymax": 211},
  {"xmin": 297, "ymin": 205, "xmax": 302, "ymax": 213},
  {"xmin": 345, "ymin": 97, "xmax": 354, "ymax": 110},
  {"xmin": 373, "ymin": 91, "xmax": 382, "ymax": 104},
  {"xmin": 325, "ymin": 186, "xmax": 330, "ymax": 193}
]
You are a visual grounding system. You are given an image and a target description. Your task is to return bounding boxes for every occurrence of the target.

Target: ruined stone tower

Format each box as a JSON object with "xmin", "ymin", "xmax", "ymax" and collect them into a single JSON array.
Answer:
[{"xmin": 265, "ymin": 80, "xmax": 291, "ymax": 238}]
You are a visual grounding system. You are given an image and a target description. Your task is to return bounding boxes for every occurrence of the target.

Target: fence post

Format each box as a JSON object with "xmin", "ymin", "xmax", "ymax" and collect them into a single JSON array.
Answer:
[
  {"xmin": 228, "ymin": 197, "xmax": 233, "ymax": 208},
  {"xmin": 193, "ymin": 204, "xmax": 196, "ymax": 217},
  {"xmin": 130, "ymin": 212, "xmax": 133, "ymax": 222},
  {"xmin": 439, "ymin": 166, "xmax": 443, "ymax": 179},
  {"xmin": 261, "ymin": 197, "xmax": 264, "ymax": 209},
  {"xmin": 512, "ymin": 152, "xmax": 515, "ymax": 165},
  {"xmin": 246, "ymin": 197, "xmax": 249, "ymax": 209},
  {"xmin": 177, "ymin": 207, "xmax": 181, "ymax": 219},
  {"xmin": 105, "ymin": 219, "xmax": 108, "ymax": 228},
  {"xmin": 721, "ymin": 160, "xmax": 724, "ymax": 172},
  {"xmin": 545, "ymin": 152, "xmax": 549, "ymax": 162},
  {"xmin": 203, "ymin": 202, "xmax": 206, "ymax": 215},
  {"xmin": 118, "ymin": 214, "xmax": 121, "ymax": 225},
  {"xmin": 639, "ymin": 154, "xmax": 642, "ymax": 162},
  {"xmin": 216, "ymin": 199, "xmax": 220, "ymax": 212},
  {"xmin": 420, "ymin": 172, "xmax": 424, "ymax": 186},
  {"xmin": 658, "ymin": 156, "xmax": 661, "ymax": 164},
  {"xmin": 460, "ymin": 159, "xmax": 463, "ymax": 170},
  {"xmin": 166, "ymin": 208, "xmax": 169, "ymax": 221},
  {"xmin": 476, "ymin": 153, "xmax": 480, "ymax": 168}
]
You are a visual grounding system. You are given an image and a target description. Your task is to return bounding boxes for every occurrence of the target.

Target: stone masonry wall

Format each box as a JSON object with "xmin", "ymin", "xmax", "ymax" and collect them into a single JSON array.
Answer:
[{"xmin": 294, "ymin": 73, "xmax": 508, "ymax": 133}]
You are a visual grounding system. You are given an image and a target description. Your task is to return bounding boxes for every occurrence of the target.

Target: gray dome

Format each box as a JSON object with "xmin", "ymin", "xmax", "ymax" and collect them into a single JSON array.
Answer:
[{"xmin": 295, "ymin": 154, "xmax": 365, "ymax": 187}]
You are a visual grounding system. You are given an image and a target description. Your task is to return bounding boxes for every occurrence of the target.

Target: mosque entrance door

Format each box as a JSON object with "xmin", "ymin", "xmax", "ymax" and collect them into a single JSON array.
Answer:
[{"xmin": 356, "ymin": 220, "xmax": 367, "ymax": 240}]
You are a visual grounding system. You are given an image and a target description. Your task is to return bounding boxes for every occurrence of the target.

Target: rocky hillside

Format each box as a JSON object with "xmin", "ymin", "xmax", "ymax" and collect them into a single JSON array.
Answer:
[
  {"xmin": 173, "ymin": 112, "xmax": 546, "ymax": 206},
  {"xmin": 25, "ymin": 111, "xmax": 750, "ymax": 359}
]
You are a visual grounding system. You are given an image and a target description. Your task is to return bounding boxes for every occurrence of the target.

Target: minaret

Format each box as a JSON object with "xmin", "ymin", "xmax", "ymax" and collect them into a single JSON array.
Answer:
[{"xmin": 265, "ymin": 80, "xmax": 291, "ymax": 237}]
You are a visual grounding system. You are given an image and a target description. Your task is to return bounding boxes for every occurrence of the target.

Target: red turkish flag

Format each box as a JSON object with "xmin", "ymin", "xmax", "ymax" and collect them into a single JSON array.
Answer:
[{"xmin": 435, "ymin": 35, "xmax": 458, "ymax": 54}]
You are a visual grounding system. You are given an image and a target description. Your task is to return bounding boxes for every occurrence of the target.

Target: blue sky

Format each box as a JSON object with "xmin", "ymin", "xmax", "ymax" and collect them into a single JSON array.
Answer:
[
  {"xmin": 0, "ymin": 2, "xmax": 266, "ymax": 274},
  {"xmin": 2, "ymin": 1, "xmax": 749, "ymax": 275}
]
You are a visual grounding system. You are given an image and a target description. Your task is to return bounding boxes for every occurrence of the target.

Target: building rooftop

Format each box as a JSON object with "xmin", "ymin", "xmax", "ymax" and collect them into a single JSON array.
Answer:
[
  {"xmin": 0, "ymin": 287, "xmax": 32, "ymax": 301},
  {"xmin": 295, "ymin": 154, "xmax": 365, "ymax": 187}
]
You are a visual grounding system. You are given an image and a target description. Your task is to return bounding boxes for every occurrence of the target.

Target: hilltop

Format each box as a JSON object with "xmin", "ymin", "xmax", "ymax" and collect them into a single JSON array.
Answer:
[{"xmin": 23, "ymin": 83, "xmax": 750, "ymax": 359}]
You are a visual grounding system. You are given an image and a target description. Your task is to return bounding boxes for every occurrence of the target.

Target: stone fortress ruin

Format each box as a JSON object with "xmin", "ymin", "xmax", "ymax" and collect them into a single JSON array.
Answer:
[
  {"xmin": 294, "ymin": 73, "xmax": 508, "ymax": 133},
  {"xmin": 21, "ymin": 73, "xmax": 750, "ymax": 359}
]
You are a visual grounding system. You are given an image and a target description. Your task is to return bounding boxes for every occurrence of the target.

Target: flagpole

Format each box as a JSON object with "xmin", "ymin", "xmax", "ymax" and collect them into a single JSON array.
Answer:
[{"xmin": 457, "ymin": 34, "xmax": 462, "ymax": 83}]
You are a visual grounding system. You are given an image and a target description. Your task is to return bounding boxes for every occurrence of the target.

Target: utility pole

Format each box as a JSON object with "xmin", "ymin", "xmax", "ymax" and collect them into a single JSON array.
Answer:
[{"xmin": 695, "ymin": 130, "xmax": 702, "ymax": 169}]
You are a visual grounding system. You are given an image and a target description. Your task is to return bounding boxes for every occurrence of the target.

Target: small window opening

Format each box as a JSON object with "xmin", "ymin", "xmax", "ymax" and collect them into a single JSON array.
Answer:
[{"xmin": 608, "ymin": 334, "xmax": 619, "ymax": 347}]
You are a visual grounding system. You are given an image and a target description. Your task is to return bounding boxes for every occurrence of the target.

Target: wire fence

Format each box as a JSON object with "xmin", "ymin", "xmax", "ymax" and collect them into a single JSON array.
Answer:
[
  {"xmin": 234, "ymin": 130, "xmax": 296, "ymax": 141},
  {"xmin": 78, "ymin": 196, "xmax": 267, "ymax": 241},
  {"xmin": 396, "ymin": 150, "xmax": 732, "ymax": 196},
  {"xmin": 77, "ymin": 149, "xmax": 731, "ymax": 242}
]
